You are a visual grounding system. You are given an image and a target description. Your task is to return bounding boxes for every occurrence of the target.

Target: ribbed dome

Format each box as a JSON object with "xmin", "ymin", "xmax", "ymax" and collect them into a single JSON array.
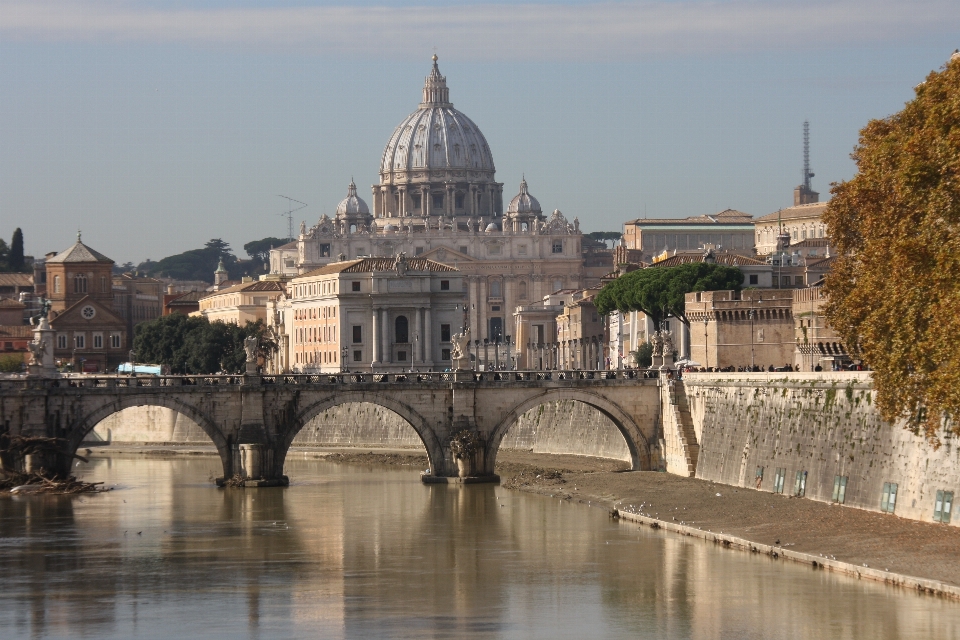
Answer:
[
  {"xmin": 379, "ymin": 56, "xmax": 495, "ymax": 180},
  {"xmin": 336, "ymin": 180, "xmax": 369, "ymax": 216},
  {"xmin": 506, "ymin": 177, "xmax": 541, "ymax": 214},
  {"xmin": 485, "ymin": 222, "xmax": 499, "ymax": 232}
]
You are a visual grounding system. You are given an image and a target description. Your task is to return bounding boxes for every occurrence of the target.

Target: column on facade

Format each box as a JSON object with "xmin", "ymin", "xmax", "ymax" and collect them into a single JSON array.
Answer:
[
  {"xmin": 446, "ymin": 184, "xmax": 454, "ymax": 216},
  {"xmin": 478, "ymin": 278, "xmax": 488, "ymax": 342},
  {"xmin": 381, "ymin": 308, "xmax": 390, "ymax": 364},
  {"xmin": 424, "ymin": 307, "xmax": 433, "ymax": 365},
  {"xmin": 644, "ymin": 315, "xmax": 656, "ymax": 343},
  {"xmin": 414, "ymin": 307, "xmax": 423, "ymax": 364},
  {"xmin": 371, "ymin": 309, "xmax": 380, "ymax": 365},
  {"xmin": 468, "ymin": 277, "xmax": 479, "ymax": 340}
]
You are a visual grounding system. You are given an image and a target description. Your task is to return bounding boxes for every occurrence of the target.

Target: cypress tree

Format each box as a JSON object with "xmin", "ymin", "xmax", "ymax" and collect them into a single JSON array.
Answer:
[{"xmin": 9, "ymin": 228, "xmax": 24, "ymax": 272}]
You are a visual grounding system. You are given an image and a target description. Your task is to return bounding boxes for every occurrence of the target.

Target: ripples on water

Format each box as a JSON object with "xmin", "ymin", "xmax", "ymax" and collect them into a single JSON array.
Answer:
[{"xmin": 0, "ymin": 456, "xmax": 958, "ymax": 639}]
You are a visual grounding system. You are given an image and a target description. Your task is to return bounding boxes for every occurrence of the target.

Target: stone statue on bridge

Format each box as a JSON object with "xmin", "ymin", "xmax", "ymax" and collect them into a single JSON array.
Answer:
[
  {"xmin": 28, "ymin": 339, "xmax": 47, "ymax": 366},
  {"xmin": 450, "ymin": 328, "xmax": 471, "ymax": 370},
  {"xmin": 244, "ymin": 335, "xmax": 259, "ymax": 374},
  {"xmin": 660, "ymin": 330, "xmax": 675, "ymax": 358},
  {"xmin": 650, "ymin": 332, "xmax": 663, "ymax": 357}
]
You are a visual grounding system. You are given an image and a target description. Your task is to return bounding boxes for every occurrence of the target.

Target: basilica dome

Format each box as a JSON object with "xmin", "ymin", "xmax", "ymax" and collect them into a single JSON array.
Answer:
[
  {"xmin": 335, "ymin": 180, "xmax": 370, "ymax": 217},
  {"xmin": 379, "ymin": 56, "xmax": 495, "ymax": 183},
  {"xmin": 506, "ymin": 177, "xmax": 541, "ymax": 215}
]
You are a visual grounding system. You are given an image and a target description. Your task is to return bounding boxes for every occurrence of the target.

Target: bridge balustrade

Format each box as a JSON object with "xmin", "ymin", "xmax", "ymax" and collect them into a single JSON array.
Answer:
[{"xmin": 0, "ymin": 369, "xmax": 658, "ymax": 392}]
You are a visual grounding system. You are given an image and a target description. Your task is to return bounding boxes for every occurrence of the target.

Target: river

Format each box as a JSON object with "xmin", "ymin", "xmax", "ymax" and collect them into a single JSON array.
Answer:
[{"xmin": 1, "ymin": 456, "xmax": 958, "ymax": 639}]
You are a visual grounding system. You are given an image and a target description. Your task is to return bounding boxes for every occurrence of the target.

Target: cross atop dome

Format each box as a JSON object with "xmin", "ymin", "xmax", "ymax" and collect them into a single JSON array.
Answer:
[{"xmin": 421, "ymin": 54, "xmax": 451, "ymax": 108}]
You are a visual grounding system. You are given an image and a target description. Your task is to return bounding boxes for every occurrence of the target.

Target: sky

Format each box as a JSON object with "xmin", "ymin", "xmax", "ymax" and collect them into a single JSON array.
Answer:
[{"xmin": 0, "ymin": 0, "xmax": 958, "ymax": 265}]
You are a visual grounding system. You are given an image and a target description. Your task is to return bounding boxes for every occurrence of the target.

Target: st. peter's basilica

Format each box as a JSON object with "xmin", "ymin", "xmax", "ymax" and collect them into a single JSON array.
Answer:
[{"xmin": 270, "ymin": 55, "xmax": 585, "ymax": 344}]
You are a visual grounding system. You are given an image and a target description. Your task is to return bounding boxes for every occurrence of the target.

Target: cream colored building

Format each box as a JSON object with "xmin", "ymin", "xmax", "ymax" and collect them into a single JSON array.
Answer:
[
  {"xmin": 622, "ymin": 209, "xmax": 756, "ymax": 264},
  {"xmin": 286, "ymin": 256, "xmax": 464, "ymax": 373},
  {"xmin": 684, "ymin": 289, "xmax": 795, "ymax": 370},
  {"xmin": 556, "ymin": 289, "xmax": 606, "ymax": 370},
  {"xmin": 793, "ymin": 284, "xmax": 849, "ymax": 371},
  {"xmin": 195, "ymin": 278, "xmax": 286, "ymax": 325},
  {"xmin": 270, "ymin": 57, "xmax": 584, "ymax": 344},
  {"xmin": 512, "ymin": 290, "xmax": 579, "ymax": 370},
  {"xmin": 754, "ymin": 202, "xmax": 829, "ymax": 255}
]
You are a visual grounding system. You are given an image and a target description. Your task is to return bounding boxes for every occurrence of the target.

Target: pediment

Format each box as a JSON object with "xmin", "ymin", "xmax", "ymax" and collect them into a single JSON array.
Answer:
[
  {"xmin": 420, "ymin": 245, "xmax": 476, "ymax": 265},
  {"xmin": 51, "ymin": 296, "xmax": 126, "ymax": 327}
]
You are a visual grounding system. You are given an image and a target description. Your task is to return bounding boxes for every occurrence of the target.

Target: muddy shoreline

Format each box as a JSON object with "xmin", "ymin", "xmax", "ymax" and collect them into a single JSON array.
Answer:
[{"xmin": 82, "ymin": 444, "xmax": 960, "ymax": 597}]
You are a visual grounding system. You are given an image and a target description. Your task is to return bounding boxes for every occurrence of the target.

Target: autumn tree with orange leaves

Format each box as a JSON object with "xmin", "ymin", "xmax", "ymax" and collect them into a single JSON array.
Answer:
[{"xmin": 823, "ymin": 52, "xmax": 960, "ymax": 440}]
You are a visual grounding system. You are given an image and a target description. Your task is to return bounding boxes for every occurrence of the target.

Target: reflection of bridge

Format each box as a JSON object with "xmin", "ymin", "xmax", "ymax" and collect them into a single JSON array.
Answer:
[{"xmin": 0, "ymin": 371, "xmax": 660, "ymax": 485}]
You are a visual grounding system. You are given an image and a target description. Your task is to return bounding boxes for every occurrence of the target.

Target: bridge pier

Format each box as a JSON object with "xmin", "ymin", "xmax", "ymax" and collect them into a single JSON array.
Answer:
[{"xmin": 217, "ymin": 377, "xmax": 289, "ymax": 488}]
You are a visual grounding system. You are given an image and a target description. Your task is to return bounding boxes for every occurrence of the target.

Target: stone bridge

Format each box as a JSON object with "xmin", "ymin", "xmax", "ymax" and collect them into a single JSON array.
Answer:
[{"xmin": 0, "ymin": 371, "xmax": 661, "ymax": 485}]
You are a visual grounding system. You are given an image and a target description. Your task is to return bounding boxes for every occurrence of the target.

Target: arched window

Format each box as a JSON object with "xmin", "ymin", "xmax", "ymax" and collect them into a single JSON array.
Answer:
[
  {"xmin": 395, "ymin": 315, "xmax": 409, "ymax": 343},
  {"xmin": 490, "ymin": 279, "xmax": 502, "ymax": 298},
  {"xmin": 519, "ymin": 281, "xmax": 528, "ymax": 300},
  {"xmin": 74, "ymin": 274, "xmax": 87, "ymax": 294}
]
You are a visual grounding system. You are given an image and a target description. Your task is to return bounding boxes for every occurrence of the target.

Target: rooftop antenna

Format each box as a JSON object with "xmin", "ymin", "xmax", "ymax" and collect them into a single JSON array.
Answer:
[
  {"xmin": 803, "ymin": 120, "xmax": 814, "ymax": 190},
  {"xmin": 277, "ymin": 195, "xmax": 308, "ymax": 240}
]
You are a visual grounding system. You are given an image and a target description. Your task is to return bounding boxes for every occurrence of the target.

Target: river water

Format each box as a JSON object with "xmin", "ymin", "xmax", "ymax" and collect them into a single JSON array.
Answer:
[{"xmin": 1, "ymin": 456, "xmax": 959, "ymax": 639}]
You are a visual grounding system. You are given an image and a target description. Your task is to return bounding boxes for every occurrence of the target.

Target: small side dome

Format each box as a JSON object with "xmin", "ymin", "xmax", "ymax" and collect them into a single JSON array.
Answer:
[
  {"xmin": 506, "ymin": 177, "xmax": 541, "ymax": 215},
  {"xmin": 384, "ymin": 223, "xmax": 397, "ymax": 232},
  {"xmin": 485, "ymin": 222, "xmax": 499, "ymax": 232},
  {"xmin": 336, "ymin": 180, "xmax": 370, "ymax": 217}
]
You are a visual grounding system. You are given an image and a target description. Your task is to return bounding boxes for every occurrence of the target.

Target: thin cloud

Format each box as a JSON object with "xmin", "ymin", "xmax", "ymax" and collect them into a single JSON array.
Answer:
[{"xmin": 1, "ymin": 1, "xmax": 957, "ymax": 58}]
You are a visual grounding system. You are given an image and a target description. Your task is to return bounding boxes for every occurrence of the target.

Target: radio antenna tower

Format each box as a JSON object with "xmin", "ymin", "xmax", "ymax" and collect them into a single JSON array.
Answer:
[
  {"xmin": 803, "ymin": 121, "xmax": 814, "ymax": 190},
  {"xmin": 277, "ymin": 195, "xmax": 308, "ymax": 240}
]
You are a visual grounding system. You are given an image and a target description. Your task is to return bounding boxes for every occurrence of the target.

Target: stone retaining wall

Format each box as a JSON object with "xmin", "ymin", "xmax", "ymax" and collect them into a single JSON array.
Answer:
[{"xmin": 682, "ymin": 372, "xmax": 960, "ymax": 527}]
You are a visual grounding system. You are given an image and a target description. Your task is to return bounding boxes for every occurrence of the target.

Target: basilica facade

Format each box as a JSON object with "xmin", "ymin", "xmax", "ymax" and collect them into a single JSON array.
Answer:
[{"xmin": 270, "ymin": 56, "xmax": 584, "ymax": 345}]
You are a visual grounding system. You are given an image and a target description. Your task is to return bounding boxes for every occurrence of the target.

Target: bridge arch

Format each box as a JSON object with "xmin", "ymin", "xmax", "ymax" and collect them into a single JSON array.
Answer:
[
  {"xmin": 487, "ymin": 389, "xmax": 651, "ymax": 472},
  {"xmin": 67, "ymin": 394, "xmax": 232, "ymax": 478},
  {"xmin": 279, "ymin": 391, "xmax": 448, "ymax": 477}
]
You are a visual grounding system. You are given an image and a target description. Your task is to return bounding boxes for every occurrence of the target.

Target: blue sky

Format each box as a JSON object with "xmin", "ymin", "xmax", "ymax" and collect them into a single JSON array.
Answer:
[{"xmin": 0, "ymin": 1, "xmax": 958, "ymax": 264}]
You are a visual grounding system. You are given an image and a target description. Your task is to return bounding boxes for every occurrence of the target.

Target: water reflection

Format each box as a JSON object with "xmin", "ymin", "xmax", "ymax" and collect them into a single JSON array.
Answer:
[{"xmin": 0, "ymin": 457, "xmax": 957, "ymax": 639}]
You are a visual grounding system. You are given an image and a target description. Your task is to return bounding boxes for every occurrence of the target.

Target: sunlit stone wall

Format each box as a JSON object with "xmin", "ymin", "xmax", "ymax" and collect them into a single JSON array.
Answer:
[{"xmin": 683, "ymin": 372, "xmax": 960, "ymax": 526}]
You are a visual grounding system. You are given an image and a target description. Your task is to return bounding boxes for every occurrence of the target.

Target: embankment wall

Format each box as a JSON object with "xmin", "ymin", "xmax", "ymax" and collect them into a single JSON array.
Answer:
[{"xmin": 682, "ymin": 372, "xmax": 960, "ymax": 526}]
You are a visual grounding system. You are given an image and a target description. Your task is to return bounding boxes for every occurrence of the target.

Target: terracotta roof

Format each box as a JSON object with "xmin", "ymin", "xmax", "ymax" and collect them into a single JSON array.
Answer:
[
  {"xmin": 168, "ymin": 290, "xmax": 205, "ymax": 305},
  {"xmin": 0, "ymin": 273, "xmax": 33, "ymax": 287},
  {"xmin": 626, "ymin": 209, "xmax": 754, "ymax": 226},
  {"xmin": 0, "ymin": 325, "xmax": 32, "ymax": 339},
  {"xmin": 807, "ymin": 256, "xmax": 836, "ymax": 269},
  {"xmin": 275, "ymin": 241, "xmax": 297, "ymax": 250},
  {"xmin": 651, "ymin": 253, "xmax": 766, "ymax": 268},
  {"xmin": 0, "ymin": 298, "xmax": 26, "ymax": 309},
  {"xmin": 298, "ymin": 258, "xmax": 458, "ymax": 279},
  {"xmin": 755, "ymin": 202, "xmax": 828, "ymax": 223},
  {"xmin": 787, "ymin": 238, "xmax": 831, "ymax": 249},
  {"xmin": 46, "ymin": 238, "xmax": 113, "ymax": 264},
  {"xmin": 201, "ymin": 280, "xmax": 286, "ymax": 298}
]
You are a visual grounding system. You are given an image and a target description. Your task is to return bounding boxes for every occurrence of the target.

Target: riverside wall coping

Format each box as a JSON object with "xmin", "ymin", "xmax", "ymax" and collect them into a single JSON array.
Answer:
[{"xmin": 614, "ymin": 508, "xmax": 960, "ymax": 601}]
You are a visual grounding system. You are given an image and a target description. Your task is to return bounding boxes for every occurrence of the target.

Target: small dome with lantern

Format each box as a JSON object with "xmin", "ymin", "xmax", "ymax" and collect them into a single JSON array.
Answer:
[
  {"xmin": 506, "ymin": 177, "xmax": 541, "ymax": 215},
  {"xmin": 336, "ymin": 179, "xmax": 370, "ymax": 218}
]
